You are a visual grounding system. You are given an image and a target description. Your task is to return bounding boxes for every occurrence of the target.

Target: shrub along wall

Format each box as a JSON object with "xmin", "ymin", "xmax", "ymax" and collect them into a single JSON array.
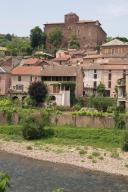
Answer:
[
  {"xmin": 0, "ymin": 111, "xmax": 127, "ymax": 129},
  {"xmin": 0, "ymin": 112, "xmax": 19, "ymax": 124}
]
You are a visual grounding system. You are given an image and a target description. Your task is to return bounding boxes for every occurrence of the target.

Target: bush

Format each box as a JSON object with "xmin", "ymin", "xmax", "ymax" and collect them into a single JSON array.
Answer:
[
  {"xmin": 88, "ymin": 96, "xmax": 114, "ymax": 112},
  {"xmin": 22, "ymin": 114, "xmax": 44, "ymax": 140},
  {"xmin": 0, "ymin": 97, "xmax": 12, "ymax": 108},
  {"xmin": 107, "ymin": 106, "xmax": 115, "ymax": 113},
  {"xmin": 122, "ymin": 131, "xmax": 128, "ymax": 152},
  {"xmin": 113, "ymin": 107, "xmax": 126, "ymax": 129},
  {"xmin": 55, "ymin": 106, "xmax": 72, "ymax": 112},
  {"xmin": 73, "ymin": 99, "xmax": 84, "ymax": 111},
  {"xmin": 72, "ymin": 103, "xmax": 82, "ymax": 111},
  {"xmin": 23, "ymin": 96, "xmax": 36, "ymax": 108},
  {"xmin": 72, "ymin": 107, "xmax": 104, "ymax": 117}
]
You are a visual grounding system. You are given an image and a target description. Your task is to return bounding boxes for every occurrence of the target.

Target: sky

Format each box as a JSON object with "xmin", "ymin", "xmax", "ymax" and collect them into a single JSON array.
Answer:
[{"xmin": 0, "ymin": 0, "xmax": 128, "ymax": 37}]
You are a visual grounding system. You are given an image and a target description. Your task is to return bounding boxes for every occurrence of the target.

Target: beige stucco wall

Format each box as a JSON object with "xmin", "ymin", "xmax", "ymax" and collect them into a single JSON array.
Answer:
[
  {"xmin": 11, "ymin": 75, "xmax": 41, "ymax": 93},
  {"xmin": 84, "ymin": 69, "xmax": 124, "ymax": 97}
]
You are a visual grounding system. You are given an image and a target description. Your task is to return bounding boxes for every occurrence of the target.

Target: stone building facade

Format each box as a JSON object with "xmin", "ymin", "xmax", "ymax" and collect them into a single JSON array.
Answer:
[
  {"xmin": 44, "ymin": 13, "xmax": 107, "ymax": 50},
  {"xmin": 83, "ymin": 39, "xmax": 128, "ymax": 98},
  {"xmin": 10, "ymin": 59, "xmax": 84, "ymax": 106}
]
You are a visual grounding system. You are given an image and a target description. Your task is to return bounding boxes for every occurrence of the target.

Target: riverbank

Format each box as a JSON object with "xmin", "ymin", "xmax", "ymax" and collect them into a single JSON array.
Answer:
[
  {"xmin": 1, "ymin": 151, "xmax": 128, "ymax": 192},
  {"xmin": 0, "ymin": 139, "xmax": 128, "ymax": 176}
]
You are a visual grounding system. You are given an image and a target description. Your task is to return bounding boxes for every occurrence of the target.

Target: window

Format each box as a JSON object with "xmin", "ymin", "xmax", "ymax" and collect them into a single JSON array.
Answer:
[
  {"xmin": 18, "ymin": 76, "xmax": 21, "ymax": 81},
  {"xmin": 68, "ymin": 26, "xmax": 72, "ymax": 30},
  {"xmin": 93, "ymin": 81, "xmax": 97, "ymax": 89},
  {"xmin": 108, "ymin": 81, "xmax": 111, "ymax": 88},
  {"xmin": 94, "ymin": 69, "xmax": 97, "ymax": 73},
  {"xmin": 42, "ymin": 76, "xmax": 51, "ymax": 81},
  {"xmin": 53, "ymin": 85, "xmax": 60, "ymax": 93},
  {"xmin": 108, "ymin": 73, "xmax": 111, "ymax": 80},
  {"xmin": 30, "ymin": 76, "xmax": 32, "ymax": 82},
  {"xmin": 94, "ymin": 74, "xmax": 97, "ymax": 79},
  {"xmin": 16, "ymin": 85, "xmax": 23, "ymax": 91},
  {"xmin": 104, "ymin": 90, "xmax": 110, "ymax": 97}
]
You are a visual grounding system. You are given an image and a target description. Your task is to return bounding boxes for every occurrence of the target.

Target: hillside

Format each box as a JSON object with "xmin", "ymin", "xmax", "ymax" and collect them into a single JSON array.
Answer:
[{"xmin": 0, "ymin": 34, "xmax": 31, "ymax": 56}]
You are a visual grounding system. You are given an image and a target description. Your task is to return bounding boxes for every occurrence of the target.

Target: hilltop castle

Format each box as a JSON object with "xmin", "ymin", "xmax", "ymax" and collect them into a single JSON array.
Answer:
[{"xmin": 44, "ymin": 13, "xmax": 107, "ymax": 50}]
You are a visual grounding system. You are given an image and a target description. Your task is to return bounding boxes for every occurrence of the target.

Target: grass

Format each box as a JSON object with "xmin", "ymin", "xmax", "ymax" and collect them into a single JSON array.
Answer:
[
  {"xmin": 79, "ymin": 150, "xmax": 87, "ymax": 156},
  {"xmin": 110, "ymin": 150, "xmax": 120, "ymax": 159},
  {"xmin": 44, "ymin": 125, "xmax": 125, "ymax": 150},
  {"xmin": 91, "ymin": 151, "xmax": 101, "ymax": 157},
  {"xmin": 0, "ymin": 125, "xmax": 22, "ymax": 141},
  {"xmin": 0, "ymin": 124, "xmax": 125, "ymax": 150}
]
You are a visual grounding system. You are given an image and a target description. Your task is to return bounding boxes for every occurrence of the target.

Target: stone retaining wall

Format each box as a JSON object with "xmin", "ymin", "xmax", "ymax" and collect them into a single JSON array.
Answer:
[
  {"xmin": 50, "ymin": 114, "xmax": 115, "ymax": 128},
  {"xmin": 0, "ymin": 112, "xmax": 126, "ymax": 129}
]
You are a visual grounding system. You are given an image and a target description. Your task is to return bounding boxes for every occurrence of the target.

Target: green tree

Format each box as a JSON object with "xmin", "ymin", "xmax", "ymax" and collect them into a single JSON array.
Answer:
[
  {"xmin": 106, "ymin": 36, "xmax": 128, "ymax": 43},
  {"xmin": 5, "ymin": 33, "xmax": 12, "ymax": 41},
  {"xmin": 116, "ymin": 37, "xmax": 128, "ymax": 42},
  {"xmin": 106, "ymin": 36, "xmax": 113, "ymax": 42},
  {"xmin": 6, "ymin": 36, "xmax": 31, "ymax": 56},
  {"xmin": 28, "ymin": 81, "xmax": 47, "ymax": 106},
  {"xmin": 68, "ymin": 35, "xmax": 80, "ymax": 49},
  {"xmin": 96, "ymin": 82, "xmax": 105, "ymax": 96},
  {"xmin": 30, "ymin": 26, "xmax": 46, "ymax": 49},
  {"xmin": 96, "ymin": 44, "xmax": 101, "ymax": 53},
  {"xmin": 48, "ymin": 28, "xmax": 62, "ymax": 48}
]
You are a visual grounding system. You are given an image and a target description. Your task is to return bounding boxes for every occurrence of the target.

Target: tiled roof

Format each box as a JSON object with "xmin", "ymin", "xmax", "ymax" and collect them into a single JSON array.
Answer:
[
  {"xmin": 82, "ymin": 57, "xmax": 128, "ymax": 70},
  {"xmin": 53, "ymin": 57, "xmax": 70, "ymax": 62},
  {"xmin": 84, "ymin": 55, "xmax": 102, "ymax": 59},
  {"xmin": 77, "ymin": 20, "xmax": 96, "ymax": 24},
  {"xmin": 45, "ymin": 20, "xmax": 97, "ymax": 25},
  {"xmin": 0, "ymin": 57, "xmax": 13, "ymax": 72},
  {"xmin": 23, "ymin": 58, "xmax": 42, "ymax": 65},
  {"xmin": 102, "ymin": 39, "xmax": 128, "ymax": 47},
  {"xmin": 11, "ymin": 66, "xmax": 42, "ymax": 76},
  {"xmin": 11, "ymin": 64, "xmax": 79, "ymax": 76},
  {"xmin": 40, "ymin": 65, "xmax": 77, "ymax": 76}
]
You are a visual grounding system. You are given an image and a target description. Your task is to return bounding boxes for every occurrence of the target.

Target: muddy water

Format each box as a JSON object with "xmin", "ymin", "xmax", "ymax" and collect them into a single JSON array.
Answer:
[{"xmin": 0, "ymin": 151, "xmax": 128, "ymax": 192}]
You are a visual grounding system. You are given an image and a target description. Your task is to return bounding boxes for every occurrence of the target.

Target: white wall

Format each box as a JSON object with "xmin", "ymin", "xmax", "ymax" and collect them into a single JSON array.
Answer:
[
  {"xmin": 84, "ymin": 69, "xmax": 102, "ymax": 88},
  {"xmin": 50, "ymin": 90, "xmax": 70, "ymax": 106}
]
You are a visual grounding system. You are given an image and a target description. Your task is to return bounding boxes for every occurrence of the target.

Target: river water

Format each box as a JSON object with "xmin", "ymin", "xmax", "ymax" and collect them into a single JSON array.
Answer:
[{"xmin": 0, "ymin": 151, "xmax": 128, "ymax": 192}]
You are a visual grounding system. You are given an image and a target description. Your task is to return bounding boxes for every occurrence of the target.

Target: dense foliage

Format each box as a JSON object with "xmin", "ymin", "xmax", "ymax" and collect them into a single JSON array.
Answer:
[
  {"xmin": 88, "ymin": 96, "xmax": 114, "ymax": 112},
  {"xmin": 96, "ymin": 82, "xmax": 105, "ymax": 96},
  {"xmin": 68, "ymin": 35, "xmax": 80, "ymax": 49},
  {"xmin": 28, "ymin": 81, "xmax": 47, "ymax": 106},
  {"xmin": 48, "ymin": 28, "xmax": 63, "ymax": 49},
  {"xmin": 113, "ymin": 107, "xmax": 126, "ymax": 129},
  {"xmin": 122, "ymin": 131, "xmax": 128, "ymax": 151},
  {"xmin": 0, "ymin": 34, "xmax": 31, "ymax": 56},
  {"xmin": 0, "ymin": 97, "xmax": 12, "ymax": 108},
  {"xmin": 30, "ymin": 26, "xmax": 46, "ymax": 49},
  {"xmin": 107, "ymin": 36, "xmax": 128, "ymax": 43},
  {"xmin": 22, "ymin": 114, "xmax": 44, "ymax": 140}
]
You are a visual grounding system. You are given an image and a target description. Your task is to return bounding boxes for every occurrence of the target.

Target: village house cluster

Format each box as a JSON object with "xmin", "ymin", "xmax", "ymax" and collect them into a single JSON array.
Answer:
[{"xmin": 0, "ymin": 13, "xmax": 128, "ymax": 109}]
